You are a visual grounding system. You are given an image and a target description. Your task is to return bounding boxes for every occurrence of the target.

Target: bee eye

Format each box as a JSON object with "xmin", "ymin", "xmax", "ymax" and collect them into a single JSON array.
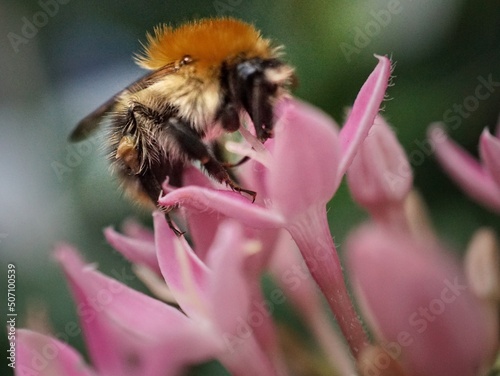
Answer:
[{"xmin": 181, "ymin": 55, "xmax": 193, "ymax": 65}]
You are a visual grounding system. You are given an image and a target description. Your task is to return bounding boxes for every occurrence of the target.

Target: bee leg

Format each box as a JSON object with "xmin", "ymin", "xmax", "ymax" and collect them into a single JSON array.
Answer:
[
  {"xmin": 137, "ymin": 167, "xmax": 185, "ymax": 236},
  {"xmin": 210, "ymin": 141, "xmax": 250, "ymax": 169},
  {"xmin": 167, "ymin": 118, "xmax": 257, "ymax": 202},
  {"xmin": 204, "ymin": 158, "xmax": 257, "ymax": 202},
  {"xmin": 222, "ymin": 156, "xmax": 250, "ymax": 168},
  {"xmin": 163, "ymin": 209, "xmax": 185, "ymax": 237}
]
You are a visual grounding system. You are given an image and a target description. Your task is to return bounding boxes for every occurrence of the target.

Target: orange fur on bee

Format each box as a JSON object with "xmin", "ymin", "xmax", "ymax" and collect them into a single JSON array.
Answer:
[{"xmin": 136, "ymin": 18, "xmax": 274, "ymax": 71}]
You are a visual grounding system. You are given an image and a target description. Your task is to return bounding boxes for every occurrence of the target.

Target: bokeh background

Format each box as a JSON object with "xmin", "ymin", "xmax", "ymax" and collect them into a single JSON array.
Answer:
[{"xmin": 1, "ymin": 0, "xmax": 499, "ymax": 375}]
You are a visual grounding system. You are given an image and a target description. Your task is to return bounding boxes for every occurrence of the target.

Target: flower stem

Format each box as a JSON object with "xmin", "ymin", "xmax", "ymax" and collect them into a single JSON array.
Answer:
[{"xmin": 287, "ymin": 205, "xmax": 369, "ymax": 358}]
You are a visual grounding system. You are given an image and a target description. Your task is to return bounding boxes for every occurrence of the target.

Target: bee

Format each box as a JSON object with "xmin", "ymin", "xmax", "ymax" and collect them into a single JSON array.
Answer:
[{"xmin": 70, "ymin": 17, "xmax": 295, "ymax": 234}]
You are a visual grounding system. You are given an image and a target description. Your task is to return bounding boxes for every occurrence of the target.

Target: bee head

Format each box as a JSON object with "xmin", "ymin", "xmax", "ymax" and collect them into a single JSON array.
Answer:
[{"xmin": 135, "ymin": 17, "xmax": 274, "ymax": 74}]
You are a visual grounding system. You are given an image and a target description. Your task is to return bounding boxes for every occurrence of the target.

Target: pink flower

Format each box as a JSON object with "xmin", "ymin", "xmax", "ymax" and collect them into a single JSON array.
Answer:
[
  {"xmin": 17, "ymin": 219, "xmax": 282, "ymax": 376},
  {"xmin": 159, "ymin": 55, "xmax": 392, "ymax": 357},
  {"xmin": 428, "ymin": 123, "xmax": 500, "ymax": 211},
  {"xmin": 152, "ymin": 214, "xmax": 281, "ymax": 375},
  {"xmin": 347, "ymin": 115, "xmax": 413, "ymax": 230},
  {"xmin": 347, "ymin": 224, "xmax": 498, "ymax": 376},
  {"xmin": 17, "ymin": 244, "xmax": 218, "ymax": 376}
]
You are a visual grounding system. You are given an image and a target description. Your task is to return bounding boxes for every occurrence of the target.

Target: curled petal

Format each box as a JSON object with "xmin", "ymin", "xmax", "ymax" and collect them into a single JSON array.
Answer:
[
  {"xmin": 16, "ymin": 330, "xmax": 95, "ymax": 376},
  {"xmin": 480, "ymin": 128, "xmax": 500, "ymax": 188},
  {"xmin": 429, "ymin": 125, "xmax": 500, "ymax": 212},
  {"xmin": 159, "ymin": 186, "xmax": 285, "ymax": 228},
  {"xmin": 347, "ymin": 225, "xmax": 497, "ymax": 376},
  {"xmin": 104, "ymin": 226, "xmax": 160, "ymax": 275},
  {"xmin": 338, "ymin": 55, "xmax": 392, "ymax": 178}
]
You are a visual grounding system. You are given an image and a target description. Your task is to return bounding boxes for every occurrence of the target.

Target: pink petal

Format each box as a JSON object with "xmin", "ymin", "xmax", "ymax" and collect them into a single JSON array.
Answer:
[
  {"xmin": 429, "ymin": 125, "xmax": 500, "ymax": 211},
  {"xmin": 153, "ymin": 212, "xmax": 211, "ymax": 320},
  {"xmin": 205, "ymin": 221, "xmax": 252, "ymax": 335},
  {"xmin": 156, "ymin": 216, "xmax": 279, "ymax": 375},
  {"xmin": 104, "ymin": 226, "xmax": 161, "ymax": 275},
  {"xmin": 348, "ymin": 116, "xmax": 412, "ymax": 204},
  {"xmin": 347, "ymin": 225, "xmax": 496, "ymax": 376},
  {"xmin": 236, "ymin": 155, "xmax": 272, "ymax": 205},
  {"xmin": 159, "ymin": 186, "xmax": 285, "ymax": 228},
  {"xmin": 16, "ymin": 330, "xmax": 95, "ymax": 376},
  {"xmin": 183, "ymin": 207, "xmax": 225, "ymax": 260},
  {"xmin": 267, "ymin": 98, "xmax": 340, "ymax": 217},
  {"xmin": 338, "ymin": 55, "xmax": 392, "ymax": 178},
  {"xmin": 121, "ymin": 218, "xmax": 155, "ymax": 243},
  {"xmin": 182, "ymin": 164, "xmax": 220, "ymax": 189},
  {"xmin": 54, "ymin": 244, "xmax": 217, "ymax": 376},
  {"xmin": 480, "ymin": 128, "xmax": 500, "ymax": 188},
  {"xmin": 347, "ymin": 116, "xmax": 412, "ymax": 227},
  {"xmin": 170, "ymin": 166, "xmax": 221, "ymax": 258},
  {"xmin": 206, "ymin": 223, "xmax": 280, "ymax": 376}
]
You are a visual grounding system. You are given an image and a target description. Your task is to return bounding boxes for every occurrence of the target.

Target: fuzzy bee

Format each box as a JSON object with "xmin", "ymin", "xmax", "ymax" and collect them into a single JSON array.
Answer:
[{"xmin": 70, "ymin": 17, "xmax": 295, "ymax": 234}]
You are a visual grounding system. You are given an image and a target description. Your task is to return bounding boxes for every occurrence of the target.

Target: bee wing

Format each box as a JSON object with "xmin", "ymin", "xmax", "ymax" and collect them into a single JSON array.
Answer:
[
  {"xmin": 69, "ymin": 63, "xmax": 177, "ymax": 142},
  {"xmin": 69, "ymin": 97, "xmax": 116, "ymax": 142}
]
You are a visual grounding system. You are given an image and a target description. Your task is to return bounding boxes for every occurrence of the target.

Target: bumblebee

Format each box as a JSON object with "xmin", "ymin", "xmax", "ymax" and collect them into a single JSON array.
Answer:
[{"xmin": 70, "ymin": 17, "xmax": 295, "ymax": 233}]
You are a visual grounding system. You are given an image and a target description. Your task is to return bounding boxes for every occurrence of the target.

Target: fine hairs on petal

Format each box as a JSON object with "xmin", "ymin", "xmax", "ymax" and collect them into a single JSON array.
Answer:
[{"xmin": 337, "ymin": 55, "xmax": 392, "ymax": 179}]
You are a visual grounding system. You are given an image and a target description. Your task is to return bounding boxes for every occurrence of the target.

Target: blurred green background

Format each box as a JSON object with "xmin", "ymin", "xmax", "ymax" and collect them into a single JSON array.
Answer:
[{"xmin": 1, "ymin": 0, "xmax": 499, "ymax": 375}]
